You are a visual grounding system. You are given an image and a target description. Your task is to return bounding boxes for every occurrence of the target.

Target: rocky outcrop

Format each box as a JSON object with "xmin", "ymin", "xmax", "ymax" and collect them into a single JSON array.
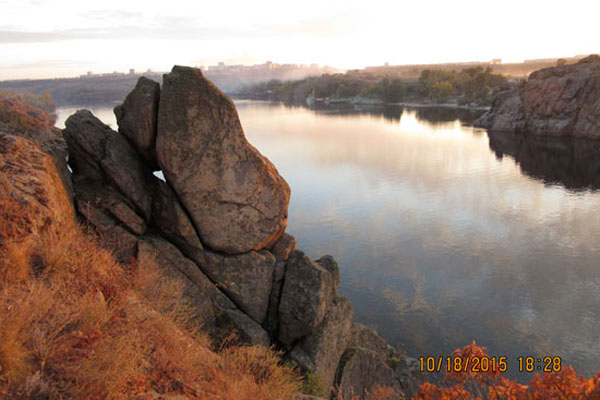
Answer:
[
  {"xmin": 476, "ymin": 55, "xmax": 600, "ymax": 138},
  {"xmin": 156, "ymin": 66, "xmax": 290, "ymax": 254},
  {"xmin": 58, "ymin": 69, "xmax": 420, "ymax": 399},
  {"xmin": 114, "ymin": 77, "xmax": 160, "ymax": 169},
  {"xmin": 0, "ymin": 133, "xmax": 74, "ymax": 243},
  {"xmin": 0, "ymin": 104, "xmax": 72, "ymax": 204},
  {"xmin": 336, "ymin": 348, "xmax": 403, "ymax": 399}
]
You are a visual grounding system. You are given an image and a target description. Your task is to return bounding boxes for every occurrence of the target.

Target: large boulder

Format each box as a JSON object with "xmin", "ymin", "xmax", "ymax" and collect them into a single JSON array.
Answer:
[
  {"xmin": 278, "ymin": 250, "xmax": 337, "ymax": 345},
  {"xmin": 289, "ymin": 295, "xmax": 354, "ymax": 397},
  {"xmin": 114, "ymin": 77, "xmax": 160, "ymax": 169},
  {"xmin": 0, "ymin": 133, "xmax": 74, "ymax": 243},
  {"xmin": 476, "ymin": 55, "xmax": 600, "ymax": 138},
  {"xmin": 155, "ymin": 66, "xmax": 290, "ymax": 254},
  {"xmin": 63, "ymin": 110, "xmax": 154, "ymax": 221}
]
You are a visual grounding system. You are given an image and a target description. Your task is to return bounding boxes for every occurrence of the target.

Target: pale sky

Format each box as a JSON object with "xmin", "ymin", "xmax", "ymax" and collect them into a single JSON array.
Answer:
[{"xmin": 1, "ymin": 0, "xmax": 598, "ymax": 80}]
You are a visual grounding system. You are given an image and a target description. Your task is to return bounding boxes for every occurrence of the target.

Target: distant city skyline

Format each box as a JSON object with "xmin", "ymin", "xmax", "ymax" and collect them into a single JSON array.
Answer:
[{"xmin": 1, "ymin": 0, "xmax": 598, "ymax": 80}]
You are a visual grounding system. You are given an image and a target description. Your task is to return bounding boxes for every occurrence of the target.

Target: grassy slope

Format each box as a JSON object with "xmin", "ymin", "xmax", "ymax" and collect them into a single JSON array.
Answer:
[{"xmin": 0, "ymin": 197, "xmax": 302, "ymax": 399}]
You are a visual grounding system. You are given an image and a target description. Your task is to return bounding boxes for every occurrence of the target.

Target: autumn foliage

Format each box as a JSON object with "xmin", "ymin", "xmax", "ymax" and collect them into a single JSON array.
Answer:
[{"xmin": 414, "ymin": 341, "xmax": 600, "ymax": 400}]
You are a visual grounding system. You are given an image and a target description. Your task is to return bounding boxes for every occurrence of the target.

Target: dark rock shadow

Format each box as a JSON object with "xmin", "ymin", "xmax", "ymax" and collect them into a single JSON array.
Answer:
[{"xmin": 487, "ymin": 130, "xmax": 600, "ymax": 191}]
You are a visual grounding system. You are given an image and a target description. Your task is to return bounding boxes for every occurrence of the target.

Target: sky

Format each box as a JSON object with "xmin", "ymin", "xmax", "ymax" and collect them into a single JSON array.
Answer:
[{"xmin": 0, "ymin": 0, "xmax": 598, "ymax": 80}]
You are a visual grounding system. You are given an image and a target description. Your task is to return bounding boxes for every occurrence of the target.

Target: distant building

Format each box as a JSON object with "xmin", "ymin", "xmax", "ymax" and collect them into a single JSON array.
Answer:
[
  {"xmin": 129, "ymin": 68, "xmax": 136, "ymax": 75},
  {"xmin": 490, "ymin": 59, "xmax": 502, "ymax": 65}
]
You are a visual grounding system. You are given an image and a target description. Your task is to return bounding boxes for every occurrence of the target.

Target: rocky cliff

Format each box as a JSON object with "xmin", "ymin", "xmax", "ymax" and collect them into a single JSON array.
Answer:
[
  {"xmin": 52, "ymin": 66, "xmax": 420, "ymax": 398},
  {"xmin": 475, "ymin": 55, "xmax": 600, "ymax": 138}
]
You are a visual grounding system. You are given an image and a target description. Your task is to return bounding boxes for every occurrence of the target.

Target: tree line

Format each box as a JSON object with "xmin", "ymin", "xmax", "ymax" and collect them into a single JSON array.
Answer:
[{"xmin": 235, "ymin": 66, "xmax": 511, "ymax": 106}]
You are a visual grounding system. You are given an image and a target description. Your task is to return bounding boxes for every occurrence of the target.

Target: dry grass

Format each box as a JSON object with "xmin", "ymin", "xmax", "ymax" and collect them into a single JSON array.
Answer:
[{"xmin": 0, "ymin": 213, "xmax": 301, "ymax": 399}]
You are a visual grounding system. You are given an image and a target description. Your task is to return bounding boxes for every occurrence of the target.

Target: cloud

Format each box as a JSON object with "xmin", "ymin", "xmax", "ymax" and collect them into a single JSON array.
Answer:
[{"xmin": 0, "ymin": 10, "xmax": 362, "ymax": 45}]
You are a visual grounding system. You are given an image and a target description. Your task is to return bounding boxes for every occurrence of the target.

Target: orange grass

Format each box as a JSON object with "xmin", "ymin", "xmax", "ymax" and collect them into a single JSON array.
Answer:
[{"xmin": 0, "ymin": 216, "xmax": 301, "ymax": 399}]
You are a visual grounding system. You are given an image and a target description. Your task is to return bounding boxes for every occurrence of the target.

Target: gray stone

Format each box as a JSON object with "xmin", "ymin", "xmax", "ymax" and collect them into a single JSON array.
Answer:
[
  {"xmin": 278, "ymin": 250, "xmax": 337, "ymax": 345},
  {"xmin": 194, "ymin": 249, "xmax": 276, "ymax": 324},
  {"xmin": 336, "ymin": 348, "xmax": 403, "ymax": 400},
  {"xmin": 155, "ymin": 66, "xmax": 290, "ymax": 254},
  {"xmin": 114, "ymin": 76, "xmax": 160, "ymax": 169},
  {"xmin": 290, "ymin": 295, "xmax": 353, "ymax": 397}
]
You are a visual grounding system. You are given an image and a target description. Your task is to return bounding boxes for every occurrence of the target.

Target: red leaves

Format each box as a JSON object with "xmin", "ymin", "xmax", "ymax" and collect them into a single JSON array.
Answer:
[{"xmin": 414, "ymin": 342, "xmax": 600, "ymax": 400}]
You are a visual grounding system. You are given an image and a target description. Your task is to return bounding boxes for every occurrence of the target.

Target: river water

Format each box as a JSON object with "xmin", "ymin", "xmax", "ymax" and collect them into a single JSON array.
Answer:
[{"xmin": 56, "ymin": 101, "xmax": 600, "ymax": 380}]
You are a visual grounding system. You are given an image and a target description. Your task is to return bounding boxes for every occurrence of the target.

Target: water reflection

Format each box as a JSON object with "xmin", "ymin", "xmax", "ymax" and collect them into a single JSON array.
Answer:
[
  {"xmin": 488, "ymin": 130, "xmax": 600, "ymax": 191},
  {"xmin": 56, "ymin": 101, "xmax": 600, "ymax": 381},
  {"xmin": 276, "ymin": 102, "xmax": 486, "ymax": 126}
]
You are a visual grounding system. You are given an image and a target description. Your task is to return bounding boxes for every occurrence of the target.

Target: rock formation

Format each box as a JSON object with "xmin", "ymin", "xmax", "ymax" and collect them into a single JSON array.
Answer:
[
  {"xmin": 476, "ymin": 55, "xmax": 600, "ymax": 138},
  {"xmin": 54, "ymin": 67, "xmax": 419, "ymax": 399}
]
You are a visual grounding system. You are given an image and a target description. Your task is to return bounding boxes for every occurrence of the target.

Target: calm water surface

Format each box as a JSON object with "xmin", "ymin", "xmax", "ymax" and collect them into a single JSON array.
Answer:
[{"xmin": 56, "ymin": 101, "xmax": 600, "ymax": 380}]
